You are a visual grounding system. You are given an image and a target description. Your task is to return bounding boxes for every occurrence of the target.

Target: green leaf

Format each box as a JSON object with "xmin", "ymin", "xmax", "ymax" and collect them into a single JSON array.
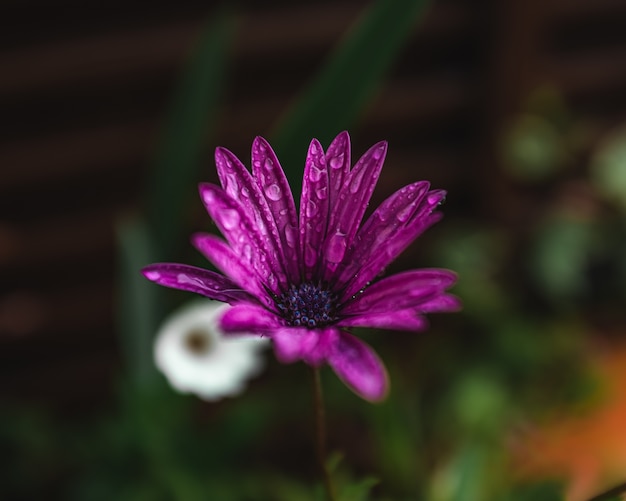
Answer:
[
  {"xmin": 147, "ymin": 9, "xmax": 237, "ymax": 257},
  {"xmin": 116, "ymin": 217, "xmax": 162, "ymax": 387},
  {"xmin": 271, "ymin": 0, "xmax": 430, "ymax": 191}
]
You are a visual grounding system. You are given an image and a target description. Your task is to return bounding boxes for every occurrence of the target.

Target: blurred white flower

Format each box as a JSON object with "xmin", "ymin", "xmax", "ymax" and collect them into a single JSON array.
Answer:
[{"xmin": 154, "ymin": 300, "xmax": 268, "ymax": 401}]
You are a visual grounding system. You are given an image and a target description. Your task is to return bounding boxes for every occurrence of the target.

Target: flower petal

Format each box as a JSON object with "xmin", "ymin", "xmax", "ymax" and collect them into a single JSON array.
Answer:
[
  {"xmin": 271, "ymin": 327, "xmax": 320, "ymax": 364},
  {"xmin": 191, "ymin": 233, "xmax": 271, "ymax": 306},
  {"xmin": 415, "ymin": 293, "xmax": 462, "ymax": 313},
  {"xmin": 198, "ymin": 183, "xmax": 284, "ymax": 293},
  {"xmin": 214, "ymin": 147, "xmax": 289, "ymax": 287},
  {"xmin": 299, "ymin": 138, "xmax": 330, "ymax": 279},
  {"xmin": 322, "ymin": 141, "xmax": 387, "ymax": 274},
  {"xmin": 142, "ymin": 263, "xmax": 255, "ymax": 304},
  {"xmin": 270, "ymin": 327, "xmax": 338, "ymax": 367},
  {"xmin": 325, "ymin": 131, "xmax": 351, "ymax": 215},
  {"xmin": 251, "ymin": 136, "xmax": 300, "ymax": 283},
  {"xmin": 220, "ymin": 303, "xmax": 284, "ymax": 334},
  {"xmin": 342, "ymin": 269, "xmax": 457, "ymax": 315},
  {"xmin": 341, "ymin": 187, "xmax": 447, "ymax": 299},
  {"xmin": 337, "ymin": 310, "xmax": 429, "ymax": 331},
  {"xmin": 327, "ymin": 331, "xmax": 388, "ymax": 402}
]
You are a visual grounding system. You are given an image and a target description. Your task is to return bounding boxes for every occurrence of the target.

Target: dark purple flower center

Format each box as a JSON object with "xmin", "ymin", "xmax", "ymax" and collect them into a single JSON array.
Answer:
[{"xmin": 275, "ymin": 282, "xmax": 338, "ymax": 328}]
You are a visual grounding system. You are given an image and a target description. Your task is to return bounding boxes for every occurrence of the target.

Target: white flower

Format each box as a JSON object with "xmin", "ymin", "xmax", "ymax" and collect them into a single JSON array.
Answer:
[{"xmin": 154, "ymin": 300, "xmax": 268, "ymax": 401}]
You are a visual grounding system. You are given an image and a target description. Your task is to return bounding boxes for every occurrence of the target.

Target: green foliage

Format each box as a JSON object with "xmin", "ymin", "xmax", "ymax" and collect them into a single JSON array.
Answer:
[{"xmin": 147, "ymin": 8, "xmax": 237, "ymax": 257}]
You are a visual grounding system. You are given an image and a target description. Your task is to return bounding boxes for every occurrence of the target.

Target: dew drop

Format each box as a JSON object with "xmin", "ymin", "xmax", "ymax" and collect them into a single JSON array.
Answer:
[
  {"xmin": 349, "ymin": 169, "xmax": 366, "ymax": 194},
  {"xmin": 305, "ymin": 244, "xmax": 317, "ymax": 267},
  {"xmin": 224, "ymin": 173, "xmax": 238, "ymax": 193},
  {"xmin": 285, "ymin": 225, "xmax": 297, "ymax": 248},
  {"xmin": 243, "ymin": 245, "xmax": 252, "ymax": 261},
  {"xmin": 308, "ymin": 165, "xmax": 323, "ymax": 182},
  {"xmin": 306, "ymin": 199, "xmax": 317, "ymax": 217},
  {"xmin": 265, "ymin": 183, "xmax": 282, "ymax": 201},
  {"xmin": 316, "ymin": 186, "xmax": 328, "ymax": 200},
  {"xmin": 329, "ymin": 154, "xmax": 344, "ymax": 170},
  {"xmin": 396, "ymin": 203, "xmax": 415, "ymax": 223},
  {"xmin": 326, "ymin": 231, "xmax": 347, "ymax": 263},
  {"xmin": 241, "ymin": 187, "xmax": 250, "ymax": 198},
  {"xmin": 221, "ymin": 209, "xmax": 240, "ymax": 230},
  {"xmin": 266, "ymin": 273, "xmax": 276, "ymax": 287},
  {"xmin": 264, "ymin": 158, "xmax": 274, "ymax": 171}
]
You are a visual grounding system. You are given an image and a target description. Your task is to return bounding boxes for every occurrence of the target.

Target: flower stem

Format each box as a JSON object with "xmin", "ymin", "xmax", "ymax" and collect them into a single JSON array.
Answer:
[{"xmin": 311, "ymin": 366, "xmax": 338, "ymax": 501}]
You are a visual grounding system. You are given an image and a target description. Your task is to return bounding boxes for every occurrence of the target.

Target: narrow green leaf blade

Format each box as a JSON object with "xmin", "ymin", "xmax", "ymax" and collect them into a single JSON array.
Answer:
[{"xmin": 147, "ymin": 9, "xmax": 237, "ymax": 257}]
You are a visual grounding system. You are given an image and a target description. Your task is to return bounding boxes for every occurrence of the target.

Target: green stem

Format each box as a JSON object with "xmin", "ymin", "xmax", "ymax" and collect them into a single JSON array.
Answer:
[{"xmin": 311, "ymin": 367, "xmax": 338, "ymax": 501}]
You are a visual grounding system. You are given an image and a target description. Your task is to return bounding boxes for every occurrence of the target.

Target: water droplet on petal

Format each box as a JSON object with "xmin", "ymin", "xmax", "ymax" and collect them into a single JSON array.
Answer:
[
  {"xmin": 396, "ymin": 204, "xmax": 415, "ymax": 223},
  {"xmin": 306, "ymin": 199, "xmax": 317, "ymax": 217},
  {"xmin": 316, "ymin": 186, "xmax": 328, "ymax": 199},
  {"xmin": 241, "ymin": 187, "xmax": 250, "ymax": 198},
  {"xmin": 221, "ymin": 209, "xmax": 240, "ymax": 230},
  {"xmin": 349, "ymin": 169, "xmax": 366, "ymax": 194},
  {"xmin": 265, "ymin": 183, "xmax": 282, "ymax": 201},
  {"xmin": 309, "ymin": 164, "xmax": 324, "ymax": 182},
  {"xmin": 305, "ymin": 244, "xmax": 317, "ymax": 267},
  {"xmin": 326, "ymin": 232, "xmax": 347, "ymax": 263},
  {"xmin": 285, "ymin": 225, "xmax": 297, "ymax": 248},
  {"xmin": 264, "ymin": 158, "xmax": 274, "ymax": 171},
  {"xmin": 266, "ymin": 273, "xmax": 276, "ymax": 287},
  {"xmin": 243, "ymin": 245, "xmax": 252, "ymax": 261},
  {"xmin": 329, "ymin": 154, "xmax": 344, "ymax": 170}
]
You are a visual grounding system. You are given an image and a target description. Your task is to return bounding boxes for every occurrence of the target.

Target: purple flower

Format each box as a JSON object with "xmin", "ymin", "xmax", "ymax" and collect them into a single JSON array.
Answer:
[{"xmin": 142, "ymin": 132, "xmax": 459, "ymax": 401}]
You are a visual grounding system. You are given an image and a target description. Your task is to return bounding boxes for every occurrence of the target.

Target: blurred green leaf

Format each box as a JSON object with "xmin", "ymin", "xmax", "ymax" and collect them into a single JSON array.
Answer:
[
  {"xmin": 117, "ymin": 218, "xmax": 162, "ymax": 387},
  {"xmin": 271, "ymin": 0, "xmax": 430, "ymax": 190},
  {"xmin": 502, "ymin": 114, "xmax": 564, "ymax": 181},
  {"xmin": 147, "ymin": 9, "xmax": 236, "ymax": 257},
  {"xmin": 529, "ymin": 217, "xmax": 595, "ymax": 305},
  {"xmin": 430, "ymin": 444, "xmax": 488, "ymax": 501},
  {"xmin": 591, "ymin": 127, "xmax": 626, "ymax": 213}
]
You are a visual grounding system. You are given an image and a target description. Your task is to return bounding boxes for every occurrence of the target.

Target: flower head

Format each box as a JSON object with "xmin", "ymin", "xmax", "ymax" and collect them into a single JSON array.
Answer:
[
  {"xmin": 154, "ymin": 300, "xmax": 268, "ymax": 401},
  {"xmin": 143, "ymin": 132, "xmax": 459, "ymax": 401}
]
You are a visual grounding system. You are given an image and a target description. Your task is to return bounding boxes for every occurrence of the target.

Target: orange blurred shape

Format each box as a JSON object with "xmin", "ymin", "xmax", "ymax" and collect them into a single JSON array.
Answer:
[{"xmin": 512, "ymin": 343, "xmax": 626, "ymax": 501}]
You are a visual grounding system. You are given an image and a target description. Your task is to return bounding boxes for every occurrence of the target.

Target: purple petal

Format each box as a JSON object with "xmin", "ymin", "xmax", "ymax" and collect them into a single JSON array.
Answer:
[
  {"xmin": 214, "ymin": 147, "xmax": 289, "ymax": 286},
  {"xmin": 251, "ymin": 136, "xmax": 300, "ymax": 283},
  {"xmin": 271, "ymin": 328, "xmax": 338, "ymax": 367},
  {"xmin": 325, "ymin": 131, "xmax": 351, "ymax": 213},
  {"xmin": 198, "ymin": 183, "xmax": 285, "ymax": 293},
  {"xmin": 142, "ymin": 263, "xmax": 255, "ymax": 304},
  {"xmin": 322, "ymin": 141, "xmax": 387, "ymax": 274},
  {"xmin": 271, "ymin": 327, "xmax": 320, "ymax": 364},
  {"xmin": 191, "ymin": 233, "xmax": 271, "ymax": 306},
  {"xmin": 336, "ymin": 181, "xmax": 430, "ymax": 289},
  {"xmin": 341, "ymin": 188, "xmax": 447, "ymax": 299},
  {"xmin": 327, "ymin": 331, "xmax": 388, "ymax": 402},
  {"xmin": 342, "ymin": 269, "xmax": 457, "ymax": 315},
  {"xmin": 299, "ymin": 138, "xmax": 330, "ymax": 279},
  {"xmin": 416, "ymin": 293, "xmax": 462, "ymax": 313},
  {"xmin": 337, "ymin": 309, "xmax": 429, "ymax": 331},
  {"xmin": 220, "ymin": 303, "xmax": 284, "ymax": 334}
]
